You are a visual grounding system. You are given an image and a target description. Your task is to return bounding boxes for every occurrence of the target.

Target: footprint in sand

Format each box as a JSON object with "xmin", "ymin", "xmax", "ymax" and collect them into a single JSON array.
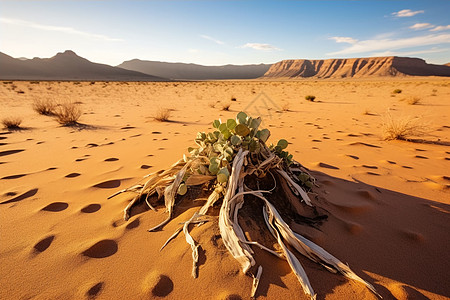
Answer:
[
  {"xmin": 121, "ymin": 126, "xmax": 135, "ymax": 130},
  {"xmin": 125, "ymin": 218, "xmax": 140, "ymax": 230},
  {"xmin": 65, "ymin": 172, "xmax": 81, "ymax": 178},
  {"xmin": 104, "ymin": 157, "xmax": 119, "ymax": 162},
  {"xmin": 348, "ymin": 142, "xmax": 381, "ymax": 148},
  {"xmin": 75, "ymin": 158, "xmax": 88, "ymax": 162},
  {"xmin": 415, "ymin": 155, "xmax": 428, "ymax": 159},
  {"xmin": 41, "ymin": 202, "xmax": 69, "ymax": 212},
  {"xmin": 92, "ymin": 179, "xmax": 121, "ymax": 189},
  {"xmin": 1, "ymin": 173, "xmax": 27, "ymax": 179},
  {"xmin": 402, "ymin": 165, "xmax": 413, "ymax": 169},
  {"xmin": 140, "ymin": 165, "xmax": 152, "ymax": 169},
  {"xmin": 142, "ymin": 272, "xmax": 174, "ymax": 297},
  {"xmin": 342, "ymin": 221, "xmax": 364, "ymax": 235},
  {"xmin": 85, "ymin": 282, "xmax": 104, "ymax": 298},
  {"xmin": 399, "ymin": 230, "xmax": 425, "ymax": 243},
  {"xmin": 388, "ymin": 283, "xmax": 428, "ymax": 300},
  {"xmin": 316, "ymin": 162, "xmax": 339, "ymax": 170},
  {"xmin": 33, "ymin": 235, "xmax": 55, "ymax": 253},
  {"xmin": 0, "ymin": 149, "xmax": 25, "ymax": 156},
  {"xmin": 362, "ymin": 165, "xmax": 378, "ymax": 169},
  {"xmin": 346, "ymin": 155, "xmax": 359, "ymax": 160},
  {"xmin": 366, "ymin": 172, "xmax": 380, "ymax": 176},
  {"xmin": 81, "ymin": 204, "xmax": 101, "ymax": 213},
  {"xmin": 0, "ymin": 188, "xmax": 38, "ymax": 204},
  {"xmin": 82, "ymin": 239, "xmax": 118, "ymax": 258}
]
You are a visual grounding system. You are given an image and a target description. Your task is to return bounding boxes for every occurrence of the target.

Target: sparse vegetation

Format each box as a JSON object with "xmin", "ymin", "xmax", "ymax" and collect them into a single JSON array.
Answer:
[
  {"xmin": 208, "ymin": 101, "xmax": 216, "ymax": 108},
  {"xmin": 154, "ymin": 107, "xmax": 171, "ymax": 122},
  {"xmin": 221, "ymin": 102, "xmax": 231, "ymax": 111},
  {"xmin": 231, "ymin": 97, "xmax": 237, "ymax": 102},
  {"xmin": 406, "ymin": 96, "xmax": 421, "ymax": 105},
  {"xmin": 54, "ymin": 101, "xmax": 82, "ymax": 125},
  {"xmin": 382, "ymin": 113, "xmax": 426, "ymax": 141},
  {"xmin": 305, "ymin": 95, "xmax": 316, "ymax": 102},
  {"xmin": 33, "ymin": 98, "xmax": 56, "ymax": 115},
  {"xmin": 281, "ymin": 102, "xmax": 290, "ymax": 111},
  {"xmin": 2, "ymin": 117, "xmax": 22, "ymax": 129},
  {"xmin": 110, "ymin": 112, "xmax": 380, "ymax": 299},
  {"xmin": 392, "ymin": 89, "xmax": 402, "ymax": 94}
]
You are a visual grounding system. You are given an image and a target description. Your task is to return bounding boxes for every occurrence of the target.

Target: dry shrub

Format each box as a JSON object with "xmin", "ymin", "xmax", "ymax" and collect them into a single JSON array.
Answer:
[
  {"xmin": 208, "ymin": 101, "xmax": 216, "ymax": 108},
  {"xmin": 221, "ymin": 102, "xmax": 231, "ymax": 111},
  {"xmin": 382, "ymin": 113, "xmax": 427, "ymax": 141},
  {"xmin": 54, "ymin": 101, "xmax": 82, "ymax": 125},
  {"xmin": 33, "ymin": 98, "xmax": 56, "ymax": 115},
  {"xmin": 406, "ymin": 96, "xmax": 421, "ymax": 105},
  {"xmin": 2, "ymin": 117, "xmax": 22, "ymax": 129},
  {"xmin": 154, "ymin": 107, "xmax": 171, "ymax": 122},
  {"xmin": 281, "ymin": 102, "xmax": 290, "ymax": 111},
  {"xmin": 392, "ymin": 89, "xmax": 402, "ymax": 94},
  {"xmin": 305, "ymin": 95, "xmax": 316, "ymax": 102}
]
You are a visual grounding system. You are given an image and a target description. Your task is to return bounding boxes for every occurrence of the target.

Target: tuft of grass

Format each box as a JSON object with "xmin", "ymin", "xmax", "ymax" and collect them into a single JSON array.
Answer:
[
  {"xmin": 2, "ymin": 117, "xmax": 22, "ymax": 129},
  {"xmin": 305, "ymin": 95, "xmax": 316, "ymax": 102},
  {"xmin": 154, "ymin": 107, "xmax": 171, "ymax": 122},
  {"xmin": 208, "ymin": 101, "xmax": 216, "ymax": 108},
  {"xmin": 406, "ymin": 96, "xmax": 421, "ymax": 105},
  {"xmin": 221, "ymin": 102, "xmax": 231, "ymax": 111},
  {"xmin": 392, "ymin": 89, "xmax": 402, "ymax": 94},
  {"xmin": 33, "ymin": 98, "xmax": 56, "ymax": 115},
  {"xmin": 382, "ymin": 113, "xmax": 426, "ymax": 141},
  {"xmin": 281, "ymin": 102, "xmax": 290, "ymax": 111},
  {"xmin": 54, "ymin": 101, "xmax": 82, "ymax": 125}
]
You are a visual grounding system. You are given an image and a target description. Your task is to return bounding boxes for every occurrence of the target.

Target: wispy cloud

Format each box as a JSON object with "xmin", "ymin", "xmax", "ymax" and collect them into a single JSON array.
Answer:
[
  {"xmin": 0, "ymin": 17, "xmax": 123, "ymax": 42},
  {"xmin": 328, "ymin": 33, "xmax": 450, "ymax": 56},
  {"xmin": 410, "ymin": 23, "xmax": 433, "ymax": 30},
  {"xmin": 241, "ymin": 43, "xmax": 281, "ymax": 51},
  {"xmin": 329, "ymin": 36, "xmax": 358, "ymax": 44},
  {"xmin": 392, "ymin": 9, "xmax": 424, "ymax": 17},
  {"xmin": 200, "ymin": 34, "xmax": 224, "ymax": 45},
  {"xmin": 430, "ymin": 25, "xmax": 450, "ymax": 32},
  {"xmin": 371, "ymin": 48, "xmax": 448, "ymax": 57}
]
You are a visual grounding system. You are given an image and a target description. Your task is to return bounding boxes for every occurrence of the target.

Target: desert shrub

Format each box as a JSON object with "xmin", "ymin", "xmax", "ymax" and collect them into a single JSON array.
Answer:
[
  {"xmin": 154, "ymin": 107, "xmax": 171, "ymax": 122},
  {"xmin": 33, "ymin": 98, "xmax": 56, "ymax": 115},
  {"xmin": 221, "ymin": 102, "xmax": 231, "ymax": 111},
  {"xmin": 382, "ymin": 113, "xmax": 426, "ymax": 141},
  {"xmin": 208, "ymin": 101, "xmax": 216, "ymax": 108},
  {"xmin": 54, "ymin": 102, "xmax": 82, "ymax": 125},
  {"xmin": 392, "ymin": 89, "xmax": 402, "ymax": 94},
  {"xmin": 281, "ymin": 102, "xmax": 290, "ymax": 111},
  {"xmin": 406, "ymin": 96, "xmax": 421, "ymax": 105},
  {"xmin": 2, "ymin": 117, "xmax": 22, "ymax": 129},
  {"xmin": 305, "ymin": 95, "xmax": 316, "ymax": 102}
]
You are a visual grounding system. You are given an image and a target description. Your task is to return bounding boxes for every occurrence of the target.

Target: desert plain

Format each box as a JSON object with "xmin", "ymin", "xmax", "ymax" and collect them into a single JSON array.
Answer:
[{"xmin": 0, "ymin": 78, "xmax": 449, "ymax": 300}]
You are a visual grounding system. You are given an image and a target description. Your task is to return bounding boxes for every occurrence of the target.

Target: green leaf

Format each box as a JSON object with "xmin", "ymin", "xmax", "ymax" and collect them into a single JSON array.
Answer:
[
  {"xmin": 249, "ymin": 117, "xmax": 261, "ymax": 130},
  {"xmin": 235, "ymin": 124, "xmax": 250, "ymax": 136},
  {"xmin": 277, "ymin": 139, "xmax": 288, "ymax": 150},
  {"xmin": 226, "ymin": 119, "xmax": 237, "ymax": 130},
  {"xmin": 218, "ymin": 123, "xmax": 228, "ymax": 133},
  {"xmin": 209, "ymin": 163, "xmax": 219, "ymax": 175},
  {"xmin": 213, "ymin": 119, "xmax": 220, "ymax": 128},
  {"xmin": 177, "ymin": 183, "xmax": 187, "ymax": 195},
  {"xmin": 258, "ymin": 129, "xmax": 270, "ymax": 143},
  {"xmin": 236, "ymin": 112, "xmax": 247, "ymax": 124},
  {"xmin": 217, "ymin": 167, "xmax": 230, "ymax": 183},
  {"xmin": 298, "ymin": 173, "xmax": 310, "ymax": 183},
  {"xmin": 222, "ymin": 129, "xmax": 231, "ymax": 140},
  {"xmin": 230, "ymin": 135, "xmax": 242, "ymax": 146}
]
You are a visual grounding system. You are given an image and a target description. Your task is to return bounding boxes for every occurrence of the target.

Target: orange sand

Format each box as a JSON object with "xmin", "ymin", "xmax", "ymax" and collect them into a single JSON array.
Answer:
[{"xmin": 0, "ymin": 78, "xmax": 449, "ymax": 299}]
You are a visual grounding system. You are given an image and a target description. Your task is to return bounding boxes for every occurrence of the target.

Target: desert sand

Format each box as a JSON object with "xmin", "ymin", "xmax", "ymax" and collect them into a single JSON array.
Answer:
[{"xmin": 0, "ymin": 78, "xmax": 449, "ymax": 300}]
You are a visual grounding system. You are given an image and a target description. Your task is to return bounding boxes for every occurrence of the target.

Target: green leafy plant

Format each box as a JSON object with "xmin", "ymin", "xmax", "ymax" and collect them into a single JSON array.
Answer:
[
  {"xmin": 305, "ymin": 95, "xmax": 316, "ymax": 102},
  {"xmin": 109, "ymin": 112, "xmax": 380, "ymax": 299}
]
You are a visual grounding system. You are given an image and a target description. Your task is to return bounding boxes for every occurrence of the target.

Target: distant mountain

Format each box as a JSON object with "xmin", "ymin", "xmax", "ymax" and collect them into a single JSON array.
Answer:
[
  {"xmin": 118, "ymin": 59, "xmax": 271, "ymax": 80},
  {"xmin": 0, "ymin": 50, "xmax": 167, "ymax": 81},
  {"xmin": 262, "ymin": 57, "xmax": 450, "ymax": 79}
]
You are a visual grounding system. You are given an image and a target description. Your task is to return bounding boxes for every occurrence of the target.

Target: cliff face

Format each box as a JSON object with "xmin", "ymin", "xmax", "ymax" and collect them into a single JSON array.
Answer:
[{"xmin": 262, "ymin": 57, "xmax": 450, "ymax": 79}]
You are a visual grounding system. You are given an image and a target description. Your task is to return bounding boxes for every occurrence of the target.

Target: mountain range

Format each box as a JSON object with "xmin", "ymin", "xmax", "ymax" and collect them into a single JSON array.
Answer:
[{"xmin": 1, "ymin": 50, "xmax": 449, "ymax": 81}]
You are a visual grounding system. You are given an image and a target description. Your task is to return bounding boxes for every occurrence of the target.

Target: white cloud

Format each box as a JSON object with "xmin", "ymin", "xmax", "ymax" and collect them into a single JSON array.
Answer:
[
  {"xmin": 200, "ymin": 34, "xmax": 224, "ymax": 45},
  {"xmin": 371, "ymin": 48, "xmax": 448, "ymax": 57},
  {"xmin": 392, "ymin": 9, "xmax": 424, "ymax": 17},
  {"xmin": 328, "ymin": 33, "xmax": 450, "ymax": 56},
  {"xmin": 0, "ymin": 17, "xmax": 123, "ymax": 42},
  {"xmin": 410, "ymin": 23, "xmax": 433, "ymax": 30},
  {"xmin": 430, "ymin": 25, "xmax": 450, "ymax": 32},
  {"xmin": 329, "ymin": 36, "xmax": 358, "ymax": 44},
  {"xmin": 241, "ymin": 43, "xmax": 281, "ymax": 51}
]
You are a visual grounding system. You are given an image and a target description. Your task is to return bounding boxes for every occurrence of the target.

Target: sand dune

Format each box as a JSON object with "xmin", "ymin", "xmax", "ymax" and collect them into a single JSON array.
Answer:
[
  {"xmin": 263, "ymin": 57, "xmax": 450, "ymax": 79},
  {"xmin": 0, "ymin": 78, "xmax": 449, "ymax": 299}
]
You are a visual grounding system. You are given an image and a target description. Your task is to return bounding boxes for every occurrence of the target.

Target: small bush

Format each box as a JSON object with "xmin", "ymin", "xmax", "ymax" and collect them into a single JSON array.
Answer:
[
  {"xmin": 231, "ymin": 97, "xmax": 237, "ymax": 102},
  {"xmin": 382, "ymin": 113, "xmax": 426, "ymax": 141},
  {"xmin": 406, "ymin": 96, "xmax": 421, "ymax": 105},
  {"xmin": 54, "ymin": 102, "xmax": 82, "ymax": 125},
  {"xmin": 392, "ymin": 89, "xmax": 402, "ymax": 94},
  {"xmin": 305, "ymin": 95, "xmax": 316, "ymax": 102},
  {"xmin": 154, "ymin": 107, "xmax": 171, "ymax": 122},
  {"xmin": 2, "ymin": 117, "xmax": 22, "ymax": 129},
  {"xmin": 281, "ymin": 102, "xmax": 290, "ymax": 111},
  {"xmin": 208, "ymin": 101, "xmax": 216, "ymax": 108},
  {"xmin": 221, "ymin": 102, "xmax": 231, "ymax": 111},
  {"xmin": 33, "ymin": 98, "xmax": 56, "ymax": 115}
]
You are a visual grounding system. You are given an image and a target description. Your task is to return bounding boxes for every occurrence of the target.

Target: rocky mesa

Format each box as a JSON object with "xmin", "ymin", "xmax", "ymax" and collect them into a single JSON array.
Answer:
[{"xmin": 262, "ymin": 56, "xmax": 450, "ymax": 79}]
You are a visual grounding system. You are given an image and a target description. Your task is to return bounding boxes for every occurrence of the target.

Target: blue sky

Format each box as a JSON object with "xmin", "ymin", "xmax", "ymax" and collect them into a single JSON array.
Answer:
[{"xmin": 1, "ymin": 0, "xmax": 449, "ymax": 66}]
